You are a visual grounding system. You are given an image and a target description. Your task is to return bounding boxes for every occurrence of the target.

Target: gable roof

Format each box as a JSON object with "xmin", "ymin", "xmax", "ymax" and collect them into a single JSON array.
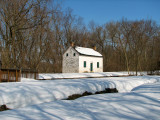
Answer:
[{"xmin": 74, "ymin": 46, "xmax": 102, "ymax": 57}]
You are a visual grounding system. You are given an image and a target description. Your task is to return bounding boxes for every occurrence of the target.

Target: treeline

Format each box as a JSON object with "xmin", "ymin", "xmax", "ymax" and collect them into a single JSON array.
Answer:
[{"xmin": 0, "ymin": 0, "xmax": 160, "ymax": 73}]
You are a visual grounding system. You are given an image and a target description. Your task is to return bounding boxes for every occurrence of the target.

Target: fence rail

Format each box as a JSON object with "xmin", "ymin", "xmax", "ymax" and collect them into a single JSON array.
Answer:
[
  {"xmin": 0, "ymin": 69, "xmax": 38, "ymax": 82},
  {"xmin": 21, "ymin": 69, "xmax": 38, "ymax": 79},
  {"xmin": 0, "ymin": 69, "xmax": 21, "ymax": 82}
]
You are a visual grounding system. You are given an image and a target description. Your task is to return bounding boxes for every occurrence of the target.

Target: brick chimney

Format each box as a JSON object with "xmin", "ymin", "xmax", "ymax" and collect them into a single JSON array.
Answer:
[
  {"xmin": 71, "ymin": 42, "xmax": 74, "ymax": 47},
  {"xmin": 93, "ymin": 46, "xmax": 96, "ymax": 51}
]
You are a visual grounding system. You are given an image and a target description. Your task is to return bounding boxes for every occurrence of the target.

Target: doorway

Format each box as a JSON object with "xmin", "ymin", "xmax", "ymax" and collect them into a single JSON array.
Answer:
[{"xmin": 90, "ymin": 63, "xmax": 93, "ymax": 72}]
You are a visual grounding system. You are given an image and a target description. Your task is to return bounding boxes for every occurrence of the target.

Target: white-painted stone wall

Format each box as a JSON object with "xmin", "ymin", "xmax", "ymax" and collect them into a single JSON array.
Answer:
[
  {"xmin": 62, "ymin": 47, "xmax": 79, "ymax": 73},
  {"xmin": 79, "ymin": 56, "xmax": 103, "ymax": 73}
]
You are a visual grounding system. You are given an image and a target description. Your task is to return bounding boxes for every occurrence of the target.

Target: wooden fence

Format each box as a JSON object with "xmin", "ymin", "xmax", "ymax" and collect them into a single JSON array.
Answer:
[
  {"xmin": 0, "ymin": 69, "xmax": 21, "ymax": 82},
  {"xmin": 21, "ymin": 69, "xmax": 38, "ymax": 79},
  {"xmin": 0, "ymin": 69, "xmax": 38, "ymax": 82}
]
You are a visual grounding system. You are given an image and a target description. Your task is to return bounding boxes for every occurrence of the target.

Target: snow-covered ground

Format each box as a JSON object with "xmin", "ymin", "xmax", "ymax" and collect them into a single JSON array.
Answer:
[
  {"xmin": 0, "ymin": 76, "xmax": 159, "ymax": 109},
  {"xmin": 38, "ymin": 72, "xmax": 129, "ymax": 79},
  {"xmin": 0, "ymin": 76, "xmax": 160, "ymax": 120},
  {"xmin": 38, "ymin": 71, "xmax": 147, "ymax": 80}
]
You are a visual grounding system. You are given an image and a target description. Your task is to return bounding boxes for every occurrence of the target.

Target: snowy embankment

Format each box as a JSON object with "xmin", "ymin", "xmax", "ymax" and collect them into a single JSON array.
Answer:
[
  {"xmin": 0, "ymin": 76, "xmax": 158, "ymax": 109},
  {"xmin": 38, "ymin": 72, "xmax": 130, "ymax": 79},
  {"xmin": 38, "ymin": 71, "xmax": 148, "ymax": 80},
  {"xmin": 0, "ymin": 77, "xmax": 160, "ymax": 120}
]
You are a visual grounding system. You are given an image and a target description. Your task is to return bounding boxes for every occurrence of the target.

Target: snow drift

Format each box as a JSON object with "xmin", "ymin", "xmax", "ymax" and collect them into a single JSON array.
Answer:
[
  {"xmin": 0, "ymin": 76, "xmax": 159, "ymax": 120},
  {"xmin": 0, "ymin": 76, "xmax": 158, "ymax": 109}
]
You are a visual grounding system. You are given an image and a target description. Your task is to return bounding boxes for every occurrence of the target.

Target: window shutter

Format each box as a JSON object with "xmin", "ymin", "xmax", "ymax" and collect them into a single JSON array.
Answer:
[
  {"xmin": 84, "ymin": 61, "xmax": 86, "ymax": 68},
  {"xmin": 97, "ymin": 62, "xmax": 99, "ymax": 68}
]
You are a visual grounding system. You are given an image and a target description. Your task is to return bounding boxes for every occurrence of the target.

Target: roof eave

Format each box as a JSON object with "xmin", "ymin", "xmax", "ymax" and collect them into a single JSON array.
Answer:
[{"xmin": 79, "ymin": 53, "xmax": 103, "ymax": 57}]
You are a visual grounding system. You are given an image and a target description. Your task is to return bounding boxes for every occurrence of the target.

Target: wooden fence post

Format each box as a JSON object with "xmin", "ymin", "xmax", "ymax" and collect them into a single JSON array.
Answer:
[
  {"xmin": 7, "ymin": 70, "xmax": 9, "ymax": 82},
  {"xmin": 0, "ymin": 71, "xmax": 2, "ymax": 82},
  {"xmin": 19, "ymin": 69, "xmax": 21, "ymax": 82},
  {"xmin": 16, "ymin": 70, "xmax": 18, "ymax": 82},
  {"xmin": 34, "ymin": 72, "xmax": 36, "ymax": 79}
]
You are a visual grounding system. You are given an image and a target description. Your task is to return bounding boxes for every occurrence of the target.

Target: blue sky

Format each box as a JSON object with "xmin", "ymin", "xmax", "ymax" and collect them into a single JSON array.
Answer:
[{"xmin": 62, "ymin": 0, "xmax": 160, "ymax": 25}]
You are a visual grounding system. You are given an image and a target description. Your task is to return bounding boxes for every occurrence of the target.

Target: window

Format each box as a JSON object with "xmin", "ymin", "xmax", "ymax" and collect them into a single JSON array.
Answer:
[
  {"xmin": 73, "ymin": 53, "xmax": 76, "ymax": 56},
  {"xmin": 66, "ymin": 53, "xmax": 68, "ymax": 57},
  {"xmin": 84, "ymin": 61, "xmax": 86, "ymax": 68},
  {"xmin": 97, "ymin": 62, "xmax": 99, "ymax": 68}
]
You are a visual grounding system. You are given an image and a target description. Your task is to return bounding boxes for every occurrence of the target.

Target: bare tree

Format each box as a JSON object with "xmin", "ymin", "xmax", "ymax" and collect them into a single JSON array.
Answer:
[{"xmin": 0, "ymin": 0, "xmax": 52, "ymax": 69}]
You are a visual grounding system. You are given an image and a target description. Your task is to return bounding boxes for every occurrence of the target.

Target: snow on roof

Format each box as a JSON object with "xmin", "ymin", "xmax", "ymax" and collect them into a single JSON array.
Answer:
[{"xmin": 75, "ymin": 46, "xmax": 102, "ymax": 57}]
